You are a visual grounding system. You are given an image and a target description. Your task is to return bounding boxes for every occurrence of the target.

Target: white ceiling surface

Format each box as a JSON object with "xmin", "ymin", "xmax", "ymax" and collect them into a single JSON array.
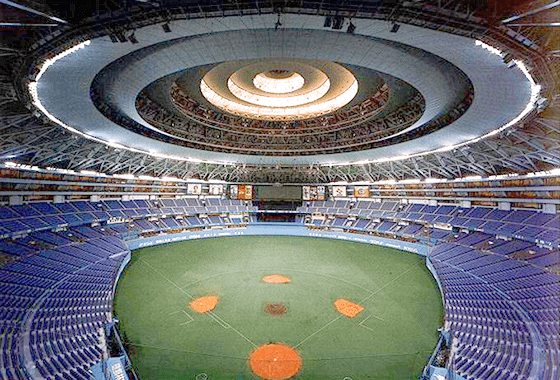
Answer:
[{"xmin": 36, "ymin": 13, "xmax": 532, "ymax": 165}]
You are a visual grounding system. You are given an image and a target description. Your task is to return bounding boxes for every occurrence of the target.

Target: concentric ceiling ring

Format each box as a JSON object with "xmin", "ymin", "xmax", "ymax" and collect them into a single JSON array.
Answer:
[
  {"xmin": 30, "ymin": 14, "xmax": 536, "ymax": 165},
  {"xmin": 253, "ymin": 71, "xmax": 304, "ymax": 93},
  {"xmin": 200, "ymin": 60, "xmax": 358, "ymax": 121}
]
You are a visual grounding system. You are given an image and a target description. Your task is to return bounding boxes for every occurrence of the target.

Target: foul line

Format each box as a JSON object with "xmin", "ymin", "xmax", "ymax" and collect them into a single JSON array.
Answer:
[
  {"xmin": 140, "ymin": 258, "xmax": 194, "ymax": 298},
  {"xmin": 294, "ymin": 265, "xmax": 415, "ymax": 349},
  {"xmin": 305, "ymin": 350, "xmax": 433, "ymax": 361},
  {"xmin": 128, "ymin": 342, "xmax": 247, "ymax": 359},
  {"xmin": 169, "ymin": 310, "xmax": 195, "ymax": 325},
  {"xmin": 139, "ymin": 258, "xmax": 257, "ymax": 348},
  {"xmin": 359, "ymin": 265, "xmax": 416, "ymax": 304},
  {"xmin": 294, "ymin": 315, "xmax": 342, "ymax": 348},
  {"xmin": 207, "ymin": 312, "xmax": 230, "ymax": 329},
  {"xmin": 358, "ymin": 314, "xmax": 385, "ymax": 332}
]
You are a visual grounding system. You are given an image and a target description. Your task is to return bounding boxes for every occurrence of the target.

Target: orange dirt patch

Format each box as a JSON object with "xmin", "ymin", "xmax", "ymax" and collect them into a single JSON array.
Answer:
[
  {"xmin": 248, "ymin": 343, "xmax": 302, "ymax": 380},
  {"xmin": 263, "ymin": 275, "xmax": 291, "ymax": 284},
  {"xmin": 334, "ymin": 298, "xmax": 364, "ymax": 318},
  {"xmin": 189, "ymin": 295, "xmax": 219, "ymax": 313}
]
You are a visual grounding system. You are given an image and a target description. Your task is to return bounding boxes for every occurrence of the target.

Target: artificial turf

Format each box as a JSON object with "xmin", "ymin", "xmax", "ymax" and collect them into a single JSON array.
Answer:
[{"xmin": 114, "ymin": 236, "xmax": 442, "ymax": 380}]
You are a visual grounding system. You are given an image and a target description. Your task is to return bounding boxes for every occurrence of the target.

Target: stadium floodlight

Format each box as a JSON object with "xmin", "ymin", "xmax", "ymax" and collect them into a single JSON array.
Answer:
[
  {"xmin": 374, "ymin": 179, "xmax": 396, "ymax": 185},
  {"xmin": 113, "ymin": 173, "xmax": 136, "ymax": 179},
  {"xmin": 475, "ymin": 40, "xmax": 504, "ymax": 57},
  {"xmin": 80, "ymin": 170, "xmax": 106, "ymax": 176},
  {"xmin": 138, "ymin": 175, "xmax": 158, "ymax": 180}
]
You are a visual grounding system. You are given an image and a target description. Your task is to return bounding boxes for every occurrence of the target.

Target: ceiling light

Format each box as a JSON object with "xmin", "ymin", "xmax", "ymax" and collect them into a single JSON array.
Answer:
[{"xmin": 253, "ymin": 72, "xmax": 305, "ymax": 94}]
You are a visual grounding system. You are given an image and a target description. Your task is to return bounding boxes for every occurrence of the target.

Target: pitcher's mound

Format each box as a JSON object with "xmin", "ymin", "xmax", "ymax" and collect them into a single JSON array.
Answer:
[
  {"xmin": 263, "ymin": 275, "xmax": 291, "ymax": 284},
  {"xmin": 334, "ymin": 298, "xmax": 364, "ymax": 318},
  {"xmin": 264, "ymin": 302, "xmax": 288, "ymax": 317},
  {"xmin": 189, "ymin": 295, "xmax": 219, "ymax": 313},
  {"xmin": 249, "ymin": 343, "xmax": 302, "ymax": 380}
]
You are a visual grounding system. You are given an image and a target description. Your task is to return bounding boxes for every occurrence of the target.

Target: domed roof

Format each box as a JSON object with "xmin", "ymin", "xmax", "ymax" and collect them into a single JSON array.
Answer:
[{"xmin": 30, "ymin": 13, "xmax": 536, "ymax": 166}]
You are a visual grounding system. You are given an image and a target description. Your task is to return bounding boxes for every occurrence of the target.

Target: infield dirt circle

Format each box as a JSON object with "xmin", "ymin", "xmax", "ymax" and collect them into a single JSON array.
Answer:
[{"xmin": 248, "ymin": 343, "xmax": 303, "ymax": 380}]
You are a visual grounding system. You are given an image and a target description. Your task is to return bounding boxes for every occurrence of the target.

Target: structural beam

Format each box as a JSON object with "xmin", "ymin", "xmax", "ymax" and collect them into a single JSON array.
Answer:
[
  {"xmin": 0, "ymin": 22, "xmax": 58, "ymax": 27},
  {"xmin": 0, "ymin": 0, "xmax": 67, "ymax": 24},
  {"xmin": 502, "ymin": 0, "xmax": 560, "ymax": 24}
]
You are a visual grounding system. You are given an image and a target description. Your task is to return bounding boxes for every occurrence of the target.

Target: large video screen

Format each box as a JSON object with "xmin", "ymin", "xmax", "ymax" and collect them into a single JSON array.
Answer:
[{"xmin": 255, "ymin": 186, "xmax": 302, "ymax": 201}]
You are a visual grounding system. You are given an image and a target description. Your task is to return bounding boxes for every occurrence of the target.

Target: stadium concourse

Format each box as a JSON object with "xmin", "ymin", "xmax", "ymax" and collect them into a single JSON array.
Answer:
[{"xmin": 0, "ymin": 1, "xmax": 559, "ymax": 380}]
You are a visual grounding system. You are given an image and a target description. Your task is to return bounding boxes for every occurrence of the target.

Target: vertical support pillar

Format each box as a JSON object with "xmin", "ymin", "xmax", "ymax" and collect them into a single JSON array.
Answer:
[
  {"xmin": 542, "ymin": 204, "xmax": 556, "ymax": 214},
  {"xmin": 9, "ymin": 195, "xmax": 23, "ymax": 206},
  {"xmin": 498, "ymin": 202, "xmax": 510, "ymax": 211}
]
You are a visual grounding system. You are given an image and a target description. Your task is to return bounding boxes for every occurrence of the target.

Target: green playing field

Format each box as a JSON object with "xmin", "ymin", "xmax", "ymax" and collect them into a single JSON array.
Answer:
[{"xmin": 113, "ymin": 236, "xmax": 443, "ymax": 380}]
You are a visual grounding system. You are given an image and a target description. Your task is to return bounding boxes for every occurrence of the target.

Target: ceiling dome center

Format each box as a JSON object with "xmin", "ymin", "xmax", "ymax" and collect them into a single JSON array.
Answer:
[{"xmin": 253, "ymin": 71, "xmax": 305, "ymax": 94}]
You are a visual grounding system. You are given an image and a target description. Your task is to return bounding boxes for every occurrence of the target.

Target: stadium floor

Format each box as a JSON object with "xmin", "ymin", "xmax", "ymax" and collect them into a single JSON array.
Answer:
[{"xmin": 114, "ymin": 236, "xmax": 442, "ymax": 380}]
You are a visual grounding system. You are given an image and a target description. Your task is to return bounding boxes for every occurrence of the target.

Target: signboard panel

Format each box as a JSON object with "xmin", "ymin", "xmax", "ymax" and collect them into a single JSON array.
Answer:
[
  {"xmin": 303, "ymin": 186, "xmax": 327, "ymax": 201},
  {"xmin": 354, "ymin": 186, "xmax": 370, "ymax": 198},
  {"xmin": 332, "ymin": 185, "xmax": 347, "ymax": 197},
  {"xmin": 187, "ymin": 183, "xmax": 202, "ymax": 195}
]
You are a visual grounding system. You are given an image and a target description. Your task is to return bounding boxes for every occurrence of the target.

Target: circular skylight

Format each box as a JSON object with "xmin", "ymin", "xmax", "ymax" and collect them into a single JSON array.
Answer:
[
  {"xmin": 200, "ymin": 60, "xmax": 358, "ymax": 121},
  {"xmin": 253, "ymin": 72, "xmax": 305, "ymax": 93}
]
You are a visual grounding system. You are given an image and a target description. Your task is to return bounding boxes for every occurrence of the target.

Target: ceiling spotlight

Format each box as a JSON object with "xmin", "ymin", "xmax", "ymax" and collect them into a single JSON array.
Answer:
[
  {"xmin": 347, "ymin": 22, "xmax": 356, "ymax": 34},
  {"xmin": 129, "ymin": 33, "xmax": 139, "ymax": 44},
  {"xmin": 390, "ymin": 23, "xmax": 400, "ymax": 33},
  {"xmin": 162, "ymin": 23, "xmax": 171, "ymax": 33}
]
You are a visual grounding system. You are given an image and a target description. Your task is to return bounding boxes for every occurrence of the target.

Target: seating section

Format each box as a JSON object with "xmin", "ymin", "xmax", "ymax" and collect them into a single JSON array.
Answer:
[
  {"xmin": 298, "ymin": 201, "xmax": 560, "ymax": 247},
  {"xmin": 0, "ymin": 197, "xmax": 558, "ymax": 380},
  {"xmin": 0, "ymin": 199, "xmax": 255, "ymax": 239},
  {"xmin": 429, "ymin": 236, "xmax": 559, "ymax": 380},
  {"xmin": 298, "ymin": 200, "xmax": 559, "ymax": 380},
  {"xmin": 0, "ymin": 227, "xmax": 128, "ymax": 380}
]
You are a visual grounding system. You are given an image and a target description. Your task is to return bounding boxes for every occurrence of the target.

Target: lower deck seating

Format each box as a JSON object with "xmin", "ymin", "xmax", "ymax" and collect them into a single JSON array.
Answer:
[
  {"xmin": 0, "ymin": 230, "xmax": 128, "ymax": 380},
  {"xmin": 430, "ymin": 241, "xmax": 559, "ymax": 380},
  {"xmin": 0, "ymin": 199, "xmax": 558, "ymax": 380}
]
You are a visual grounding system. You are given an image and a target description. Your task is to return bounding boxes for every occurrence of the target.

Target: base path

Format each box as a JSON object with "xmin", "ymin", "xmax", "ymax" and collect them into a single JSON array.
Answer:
[{"xmin": 248, "ymin": 343, "xmax": 302, "ymax": 380}]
